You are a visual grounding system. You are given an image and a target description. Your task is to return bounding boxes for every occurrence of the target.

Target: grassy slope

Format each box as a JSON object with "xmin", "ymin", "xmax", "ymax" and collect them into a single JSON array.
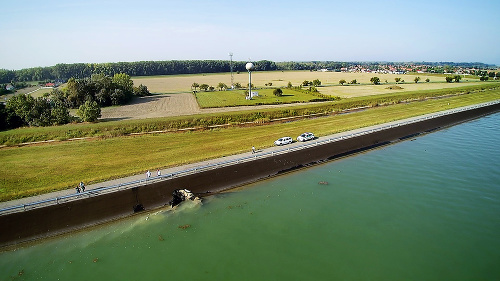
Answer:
[{"xmin": 1, "ymin": 89, "xmax": 499, "ymax": 202}]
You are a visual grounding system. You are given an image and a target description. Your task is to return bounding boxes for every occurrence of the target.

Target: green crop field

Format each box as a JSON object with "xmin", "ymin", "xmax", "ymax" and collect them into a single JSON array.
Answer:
[{"xmin": 195, "ymin": 88, "xmax": 333, "ymax": 108}]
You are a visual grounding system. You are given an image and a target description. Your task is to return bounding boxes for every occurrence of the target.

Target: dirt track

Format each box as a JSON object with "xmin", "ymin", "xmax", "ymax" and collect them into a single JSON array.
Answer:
[{"xmin": 100, "ymin": 93, "xmax": 200, "ymax": 120}]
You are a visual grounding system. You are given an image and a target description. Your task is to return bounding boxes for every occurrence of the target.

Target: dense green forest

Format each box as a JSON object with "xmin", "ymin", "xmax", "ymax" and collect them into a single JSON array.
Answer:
[
  {"xmin": 0, "ymin": 60, "xmax": 279, "ymax": 83},
  {"xmin": 0, "ymin": 60, "xmax": 348, "ymax": 83}
]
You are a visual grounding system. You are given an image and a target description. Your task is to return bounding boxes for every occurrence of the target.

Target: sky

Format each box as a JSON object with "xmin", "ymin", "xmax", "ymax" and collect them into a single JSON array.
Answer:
[{"xmin": 1, "ymin": 0, "xmax": 499, "ymax": 70}]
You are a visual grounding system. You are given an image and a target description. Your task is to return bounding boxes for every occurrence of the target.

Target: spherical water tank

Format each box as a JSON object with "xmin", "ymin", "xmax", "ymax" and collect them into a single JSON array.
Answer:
[{"xmin": 245, "ymin": 62, "xmax": 255, "ymax": 71}]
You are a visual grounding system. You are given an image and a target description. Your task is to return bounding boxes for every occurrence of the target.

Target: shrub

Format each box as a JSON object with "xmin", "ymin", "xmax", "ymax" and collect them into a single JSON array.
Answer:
[
  {"xmin": 312, "ymin": 79, "xmax": 321, "ymax": 86},
  {"xmin": 77, "ymin": 100, "xmax": 101, "ymax": 122},
  {"xmin": 370, "ymin": 77, "xmax": 380, "ymax": 85}
]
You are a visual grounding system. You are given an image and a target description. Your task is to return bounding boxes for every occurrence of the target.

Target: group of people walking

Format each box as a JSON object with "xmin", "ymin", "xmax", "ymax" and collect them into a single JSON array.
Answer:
[
  {"xmin": 75, "ymin": 167, "xmax": 162, "ymax": 194},
  {"xmin": 146, "ymin": 169, "xmax": 162, "ymax": 179},
  {"xmin": 75, "ymin": 147, "xmax": 262, "ymax": 194}
]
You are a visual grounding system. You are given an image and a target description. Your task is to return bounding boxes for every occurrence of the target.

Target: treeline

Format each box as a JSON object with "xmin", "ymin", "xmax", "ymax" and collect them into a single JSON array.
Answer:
[
  {"xmin": 0, "ymin": 73, "xmax": 150, "ymax": 130},
  {"xmin": 0, "ymin": 60, "xmax": 351, "ymax": 83},
  {"xmin": 0, "ymin": 60, "xmax": 275, "ymax": 83},
  {"xmin": 2, "ymin": 60, "xmax": 495, "ymax": 84}
]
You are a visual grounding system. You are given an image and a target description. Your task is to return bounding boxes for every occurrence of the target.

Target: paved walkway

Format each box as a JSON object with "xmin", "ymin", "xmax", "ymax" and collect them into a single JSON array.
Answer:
[{"xmin": 1, "ymin": 101, "xmax": 498, "ymax": 212}]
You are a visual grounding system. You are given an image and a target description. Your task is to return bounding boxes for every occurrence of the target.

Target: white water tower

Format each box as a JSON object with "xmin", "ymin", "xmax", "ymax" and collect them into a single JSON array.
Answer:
[{"xmin": 246, "ymin": 62, "xmax": 255, "ymax": 100}]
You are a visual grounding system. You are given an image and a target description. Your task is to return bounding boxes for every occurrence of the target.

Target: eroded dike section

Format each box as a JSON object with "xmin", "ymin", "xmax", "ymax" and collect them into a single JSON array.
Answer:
[{"xmin": 1, "ymin": 102, "xmax": 499, "ymax": 248}]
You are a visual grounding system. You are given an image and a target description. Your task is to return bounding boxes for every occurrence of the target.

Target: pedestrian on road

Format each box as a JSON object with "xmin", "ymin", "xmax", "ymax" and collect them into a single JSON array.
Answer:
[
  {"xmin": 252, "ymin": 146, "xmax": 256, "ymax": 154},
  {"xmin": 79, "ymin": 181, "xmax": 85, "ymax": 192},
  {"xmin": 157, "ymin": 169, "xmax": 161, "ymax": 176},
  {"xmin": 146, "ymin": 170, "xmax": 151, "ymax": 179},
  {"xmin": 76, "ymin": 186, "xmax": 81, "ymax": 193}
]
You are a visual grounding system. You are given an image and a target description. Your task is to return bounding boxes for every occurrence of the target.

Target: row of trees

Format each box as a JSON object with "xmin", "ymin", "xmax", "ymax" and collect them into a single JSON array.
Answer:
[
  {"xmin": 0, "ymin": 61, "xmax": 345, "ymax": 83},
  {"xmin": 302, "ymin": 79, "xmax": 322, "ymax": 87},
  {"xmin": 0, "ymin": 60, "xmax": 278, "ymax": 83},
  {"xmin": 338, "ymin": 79, "xmax": 358, "ymax": 85},
  {"xmin": 2, "ymin": 60, "xmax": 496, "ymax": 84},
  {"xmin": 368, "ymin": 76, "xmax": 466, "ymax": 85},
  {"xmin": 191, "ymin": 82, "xmax": 258, "ymax": 92}
]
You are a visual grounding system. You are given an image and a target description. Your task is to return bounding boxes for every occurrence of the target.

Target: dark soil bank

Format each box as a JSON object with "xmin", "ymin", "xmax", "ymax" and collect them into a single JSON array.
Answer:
[{"xmin": 1, "ymin": 103, "xmax": 499, "ymax": 248}]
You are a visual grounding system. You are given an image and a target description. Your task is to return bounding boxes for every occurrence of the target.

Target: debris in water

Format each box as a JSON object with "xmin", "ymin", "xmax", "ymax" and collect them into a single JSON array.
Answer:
[
  {"xmin": 158, "ymin": 235, "xmax": 164, "ymax": 241},
  {"xmin": 318, "ymin": 181, "xmax": 329, "ymax": 185},
  {"xmin": 178, "ymin": 224, "xmax": 191, "ymax": 230},
  {"xmin": 93, "ymin": 258, "xmax": 99, "ymax": 263},
  {"xmin": 169, "ymin": 189, "xmax": 201, "ymax": 207}
]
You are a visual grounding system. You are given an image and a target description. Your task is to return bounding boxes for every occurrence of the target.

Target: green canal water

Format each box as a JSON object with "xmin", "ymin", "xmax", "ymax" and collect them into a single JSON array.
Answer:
[{"xmin": 1, "ymin": 113, "xmax": 500, "ymax": 280}]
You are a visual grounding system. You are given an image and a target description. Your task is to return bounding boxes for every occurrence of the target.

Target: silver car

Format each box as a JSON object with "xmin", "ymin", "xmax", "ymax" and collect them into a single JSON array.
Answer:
[
  {"xmin": 297, "ymin": 132, "xmax": 315, "ymax": 142},
  {"xmin": 274, "ymin": 137, "xmax": 293, "ymax": 146}
]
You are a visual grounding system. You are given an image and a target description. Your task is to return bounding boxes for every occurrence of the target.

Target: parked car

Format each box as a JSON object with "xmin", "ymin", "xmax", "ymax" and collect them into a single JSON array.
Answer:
[
  {"xmin": 274, "ymin": 137, "xmax": 293, "ymax": 146},
  {"xmin": 297, "ymin": 132, "xmax": 315, "ymax": 142}
]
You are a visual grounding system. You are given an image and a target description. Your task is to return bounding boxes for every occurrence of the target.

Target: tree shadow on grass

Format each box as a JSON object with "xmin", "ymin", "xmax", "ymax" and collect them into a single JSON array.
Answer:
[{"xmin": 99, "ymin": 117, "xmax": 132, "ymax": 122}]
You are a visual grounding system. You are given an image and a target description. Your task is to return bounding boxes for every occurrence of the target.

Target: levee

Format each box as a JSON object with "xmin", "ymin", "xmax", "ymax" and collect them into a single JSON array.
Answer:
[{"xmin": 1, "ymin": 102, "xmax": 499, "ymax": 248}]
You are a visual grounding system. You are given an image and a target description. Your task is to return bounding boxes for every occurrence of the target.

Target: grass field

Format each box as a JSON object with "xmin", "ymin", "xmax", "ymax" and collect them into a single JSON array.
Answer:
[
  {"xmin": 0, "ymin": 89, "xmax": 499, "ymax": 202},
  {"xmin": 195, "ymin": 88, "xmax": 333, "ymax": 108},
  {"xmin": 2, "ymin": 86, "xmax": 54, "ymax": 101}
]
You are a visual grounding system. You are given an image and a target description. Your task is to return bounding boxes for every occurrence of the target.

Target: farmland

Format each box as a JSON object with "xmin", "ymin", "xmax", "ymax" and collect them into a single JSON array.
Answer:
[
  {"xmin": 99, "ymin": 71, "xmax": 486, "ymax": 120},
  {"xmin": 0, "ymin": 70, "xmax": 498, "ymax": 202},
  {"xmin": 132, "ymin": 70, "xmax": 482, "ymax": 96}
]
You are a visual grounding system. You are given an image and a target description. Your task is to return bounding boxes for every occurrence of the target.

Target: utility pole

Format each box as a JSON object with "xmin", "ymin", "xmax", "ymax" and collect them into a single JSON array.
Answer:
[{"xmin": 229, "ymin": 52, "xmax": 234, "ymax": 89}]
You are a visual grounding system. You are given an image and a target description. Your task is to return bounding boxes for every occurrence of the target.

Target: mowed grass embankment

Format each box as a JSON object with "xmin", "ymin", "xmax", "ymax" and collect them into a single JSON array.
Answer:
[{"xmin": 0, "ymin": 89, "xmax": 499, "ymax": 202}]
